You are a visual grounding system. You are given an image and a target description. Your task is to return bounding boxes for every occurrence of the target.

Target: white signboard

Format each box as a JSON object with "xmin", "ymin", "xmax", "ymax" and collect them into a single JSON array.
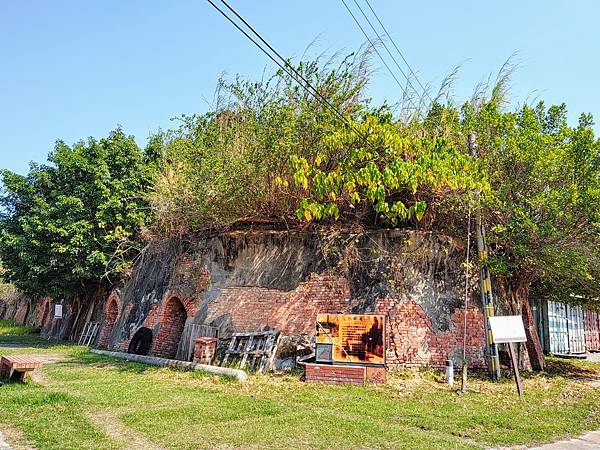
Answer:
[
  {"xmin": 489, "ymin": 315, "xmax": 527, "ymax": 343},
  {"xmin": 54, "ymin": 304, "xmax": 63, "ymax": 318}
]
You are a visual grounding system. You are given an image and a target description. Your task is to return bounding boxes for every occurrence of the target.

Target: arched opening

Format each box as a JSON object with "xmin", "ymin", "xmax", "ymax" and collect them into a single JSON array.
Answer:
[
  {"xmin": 98, "ymin": 298, "xmax": 119, "ymax": 348},
  {"xmin": 154, "ymin": 297, "xmax": 188, "ymax": 359},
  {"xmin": 128, "ymin": 327, "xmax": 153, "ymax": 355}
]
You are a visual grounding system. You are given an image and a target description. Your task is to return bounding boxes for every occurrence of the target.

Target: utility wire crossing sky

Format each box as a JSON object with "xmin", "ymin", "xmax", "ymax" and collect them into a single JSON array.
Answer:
[{"xmin": 1, "ymin": 1, "xmax": 598, "ymax": 175}]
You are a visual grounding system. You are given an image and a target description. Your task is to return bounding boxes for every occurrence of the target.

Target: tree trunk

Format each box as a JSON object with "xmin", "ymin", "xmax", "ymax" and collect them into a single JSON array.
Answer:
[{"xmin": 506, "ymin": 278, "xmax": 545, "ymax": 372}]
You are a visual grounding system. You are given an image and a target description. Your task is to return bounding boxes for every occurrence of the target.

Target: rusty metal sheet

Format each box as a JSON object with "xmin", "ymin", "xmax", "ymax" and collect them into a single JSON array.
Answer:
[
  {"xmin": 584, "ymin": 309, "xmax": 600, "ymax": 352},
  {"xmin": 316, "ymin": 314, "xmax": 385, "ymax": 365}
]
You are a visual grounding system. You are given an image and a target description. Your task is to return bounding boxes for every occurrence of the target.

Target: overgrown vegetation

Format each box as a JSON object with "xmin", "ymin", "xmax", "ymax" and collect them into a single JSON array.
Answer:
[
  {"xmin": 0, "ymin": 49, "xmax": 598, "ymax": 316},
  {"xmin": 0, "ymin": 328, "xmax": 599, "ymax": 449},
  {"xmin": 150, "ymin": 52, "xmax": 599, "ymax": 311}
]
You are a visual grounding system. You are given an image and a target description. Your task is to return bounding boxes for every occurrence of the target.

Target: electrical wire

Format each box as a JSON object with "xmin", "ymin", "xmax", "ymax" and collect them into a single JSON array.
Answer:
[
  {"xmin": 350, "ymin": 0, "xmax": 424, "ymax": 106},
  {"xmin": 362, "ymin": 0, "xmax": 434, "ymax": 105},
  {"xmin": 208, "ymin": 0, "xmax": 377, "ymax": 151},
  {"xmin": 339, "ymin": 0, "xmax": 417, "ymax": 111}
]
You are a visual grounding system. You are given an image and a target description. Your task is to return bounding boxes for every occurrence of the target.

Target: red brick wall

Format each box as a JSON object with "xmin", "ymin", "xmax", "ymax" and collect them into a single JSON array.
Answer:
[
  {"xmin": 205, "ymin": 275, "xmax": 350, "ymax": 334},
  {"xmin": 108, "ymin": 272, "xmax": 485, "ymax": 369},
  {"xmin": 305, "ymin": 363, "xmax": 366, "ymax": 385},
  {"xmin": 97, "ymin": 293, "xmax": 120, "ymax": 349},
  {"xmin": 14, "ymin": 300, "xmax": 30, "ymax": 325},
  {"xmin": 204, "ymin": 275, "xmax": 486, "ymax": 369},
  {"xmin": 151, "ymin": 296, "xmax": 189, "ymax": 359},
  {"xmin": 36, "ymin": 298, "xmax": 52, "ymax": 328},
  {"xmin": 375, "ymin": 298, "xmax": 485, "ymax": 368}
]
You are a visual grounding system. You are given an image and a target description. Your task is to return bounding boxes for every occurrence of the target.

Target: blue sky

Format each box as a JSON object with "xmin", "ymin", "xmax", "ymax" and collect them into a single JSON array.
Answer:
[{"xmin": 1, "ymin": 1, "xmax": 597, "ymax": 175}]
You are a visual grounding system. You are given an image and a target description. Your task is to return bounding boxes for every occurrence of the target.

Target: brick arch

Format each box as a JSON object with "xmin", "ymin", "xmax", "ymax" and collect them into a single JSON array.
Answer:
[
  {"xmin": 152, "ymin": 296, "xmax": 189, "ymax": 359},
  {"xmin": 97, "ymin": 293, "xmax": 121, "ymax": 349}
]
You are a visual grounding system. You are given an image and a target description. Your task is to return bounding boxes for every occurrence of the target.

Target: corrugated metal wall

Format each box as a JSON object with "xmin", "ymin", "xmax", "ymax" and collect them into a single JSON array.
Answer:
[
  {"xmin": 567, "ymin": 304, "xmax": 586, "ymax": 354},
  {"xmin": 546, "ymin": 301, "xmax": 586, "ymax": 355},
  {"xmin": 548, "ymin": 301, "xmax": 570, "ymax": 355},
  {"xmin": 584, "ymin": 309, "xmax": 600, "ymax": 352}
]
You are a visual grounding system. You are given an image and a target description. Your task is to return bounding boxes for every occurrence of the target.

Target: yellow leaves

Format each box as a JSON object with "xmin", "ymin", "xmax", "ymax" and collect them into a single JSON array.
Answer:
[
  {"xmin": 303, "ymin": 209, "xmax": 312, "ymax": 222},
  {"xmin": 274, "ymin": 176, "xmax": 289, "ymax": 188}
]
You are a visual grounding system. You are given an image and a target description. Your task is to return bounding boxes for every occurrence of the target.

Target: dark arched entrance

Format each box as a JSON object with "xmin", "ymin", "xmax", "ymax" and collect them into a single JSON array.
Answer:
[
  {"xmin": 128, "ymin": 327, "xmax": 153, "ymax": 355},
  {"xmin": 154, "ymin": 297, "xmax": 187, "ymax": 359}
]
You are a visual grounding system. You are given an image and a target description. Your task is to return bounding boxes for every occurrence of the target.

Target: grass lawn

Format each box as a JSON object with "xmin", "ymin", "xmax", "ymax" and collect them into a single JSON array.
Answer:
[{"xmin": 1, "ymin": 319, "xmax": 599, "ymax": 449}]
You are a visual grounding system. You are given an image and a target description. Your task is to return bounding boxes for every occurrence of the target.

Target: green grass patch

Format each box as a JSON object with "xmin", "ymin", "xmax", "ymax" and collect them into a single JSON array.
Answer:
[
  {"xmin": 1, "ymin": 322, "xmax": 600, "ymax": 449},
  {"xmin": 0, "ymin": 319, "xmax": 39, "ymax": 337}
]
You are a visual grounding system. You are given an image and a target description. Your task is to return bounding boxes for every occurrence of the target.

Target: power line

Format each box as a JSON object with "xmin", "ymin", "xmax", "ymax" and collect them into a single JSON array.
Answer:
[
  {"xmin": 350, "ymin": 0, "xmax": 425, "ymax": 105},
  {"xmin": 362, "ymin": 0, "xmax": 434, "ymax": 104},
  {"xmin": 339, "ymin": 0, "xmax": 417, "ymax": 111},
  {"xmin": 207, "ymin": 0, "xmax": 376, "ymax": 150}
]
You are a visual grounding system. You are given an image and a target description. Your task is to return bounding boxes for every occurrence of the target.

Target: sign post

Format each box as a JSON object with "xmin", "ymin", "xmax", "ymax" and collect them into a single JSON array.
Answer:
[{"xmin": 489, "ymin": 315, "xmax": 528, "ymax": 396}]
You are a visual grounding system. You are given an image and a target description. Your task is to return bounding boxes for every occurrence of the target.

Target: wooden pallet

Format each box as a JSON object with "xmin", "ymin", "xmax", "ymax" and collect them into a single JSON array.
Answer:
[
  {"xmin": 221, "ymin": 330, "xmax": 280, "ymax": 372},
  {"xmin": 78, "ymin": 321, "xmax": 100, "ymax": 346}
]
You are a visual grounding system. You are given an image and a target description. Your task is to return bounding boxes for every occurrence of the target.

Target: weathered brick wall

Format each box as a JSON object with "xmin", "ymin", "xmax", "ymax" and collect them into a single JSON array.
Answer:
[
  {"xmin": 376, "ymin": 298, "xmax": 485, "ymax": 368},
  {"xmin": 97, "ymin": 293, "xmax": 121, "ymax": 349},
  {"xmin": 152, "ymin": 297, "xmax": 189, "ymax": 358},
  {"xmin": 204, "ymin": 275, "xmax": 350, "ymax": 334},
  {"xmin": 102, "ymin": 230, "xmax": 488, "ymax": 369}
]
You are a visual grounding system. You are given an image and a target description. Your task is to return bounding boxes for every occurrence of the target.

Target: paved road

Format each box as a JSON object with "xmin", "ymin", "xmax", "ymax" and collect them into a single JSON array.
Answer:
[
  {"xmin": 0, "ymin": 431, "xmax": 11, "ymax": 450},
  {"xmin": 587, "ymin": 352, "xmax": 600, "ymax": 363},
  {"xmin": 530, "ymin": 430, "xmax": 600, "ymax": 449}
]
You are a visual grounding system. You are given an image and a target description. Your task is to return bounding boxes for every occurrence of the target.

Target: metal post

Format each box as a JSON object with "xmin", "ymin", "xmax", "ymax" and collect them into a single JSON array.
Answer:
[{"xmin": 469, "ymin": 133, "xmax": 501, "ymax": 381}]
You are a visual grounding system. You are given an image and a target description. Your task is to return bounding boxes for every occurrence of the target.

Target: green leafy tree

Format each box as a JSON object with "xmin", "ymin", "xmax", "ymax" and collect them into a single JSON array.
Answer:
[
  {"xmin": 422, "ymin": 97, "xmax": 600, "ymax": 369},
  {"xmin": 458, "ymin": 101, "xmax": 600, "ymax": 307},
  {"xmin": 0, "ymin": 128, "xmax": 158, "ymax": 299}
]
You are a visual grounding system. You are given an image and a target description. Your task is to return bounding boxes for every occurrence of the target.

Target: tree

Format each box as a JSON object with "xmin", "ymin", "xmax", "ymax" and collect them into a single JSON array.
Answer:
[
  {"xmin": 0, "ymin": 128, "xmax": 158, "ymax": 299},
  {"xmin": 456, "ymin": 100, "xmax": 600, "ymax": 369}
]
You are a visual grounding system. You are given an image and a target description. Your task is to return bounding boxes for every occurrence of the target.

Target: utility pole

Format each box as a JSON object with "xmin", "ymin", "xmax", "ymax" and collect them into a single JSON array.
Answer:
[{"xmin": 469, "ymin": 133, "xmax": 501, "ymax": 381}]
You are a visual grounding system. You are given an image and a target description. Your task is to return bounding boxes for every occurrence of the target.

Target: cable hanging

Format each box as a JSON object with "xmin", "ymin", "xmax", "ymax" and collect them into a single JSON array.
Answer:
[
  {"xmin": 339, "ymin": 0, "xmax": 418, "ymax": 112},
  {"xmin": 362, "ymin": 0, "xmax": 434, "ymax": 105},
  {"xmin": 208, "ymin": 0, "xmax": 377, "ymax": 151},
  {"xmin": 348, "ymin": 0, "xmax": 424, "ymax": 108}
]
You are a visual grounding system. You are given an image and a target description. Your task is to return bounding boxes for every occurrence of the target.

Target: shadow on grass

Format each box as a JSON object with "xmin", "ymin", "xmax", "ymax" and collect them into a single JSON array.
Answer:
[
  {"xmin": 0, "ymin": 335, "xmax": 71, "ymax": 348},
  {"xmin": 540, "ymin": 357, "xmax": 600, "ymax": 381},
  {"xmin": 64, "ymin": 351, "xmax": 160, "ymax": 374},
  {"xmin": 67, "ymin": 351, "xmax": 241, "ymax": 383}
]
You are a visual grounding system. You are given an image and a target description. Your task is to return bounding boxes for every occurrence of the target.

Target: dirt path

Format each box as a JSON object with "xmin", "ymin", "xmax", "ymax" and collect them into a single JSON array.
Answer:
[
  {"xmin": 0, "ymin": 425, "xmax": 34, "ymax": 450},
  {"xmin": 88, "ymin": 413, "xmax": 166, "ymax": 450}
]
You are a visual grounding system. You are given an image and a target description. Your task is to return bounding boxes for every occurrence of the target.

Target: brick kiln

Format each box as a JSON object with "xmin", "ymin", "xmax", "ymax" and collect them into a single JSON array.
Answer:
[{"xmin": 8, "ymin": 230, "xmax": 488, "ymax": 371}]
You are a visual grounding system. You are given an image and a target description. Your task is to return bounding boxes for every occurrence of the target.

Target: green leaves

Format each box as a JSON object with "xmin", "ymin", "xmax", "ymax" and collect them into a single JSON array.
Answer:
[
  {"xmin": 0, "ymin": 128, "xmax": 156, "ymax": 299},
  {"xmin": 291, "ymin": 115, "xmax": 487, "ymax": 226}
]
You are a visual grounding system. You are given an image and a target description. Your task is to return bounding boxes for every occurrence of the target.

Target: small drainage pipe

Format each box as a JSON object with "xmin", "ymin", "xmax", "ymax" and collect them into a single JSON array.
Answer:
[{"xmin": 91, "ymin": 349, "xmax": 247, "ymax": 381}]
